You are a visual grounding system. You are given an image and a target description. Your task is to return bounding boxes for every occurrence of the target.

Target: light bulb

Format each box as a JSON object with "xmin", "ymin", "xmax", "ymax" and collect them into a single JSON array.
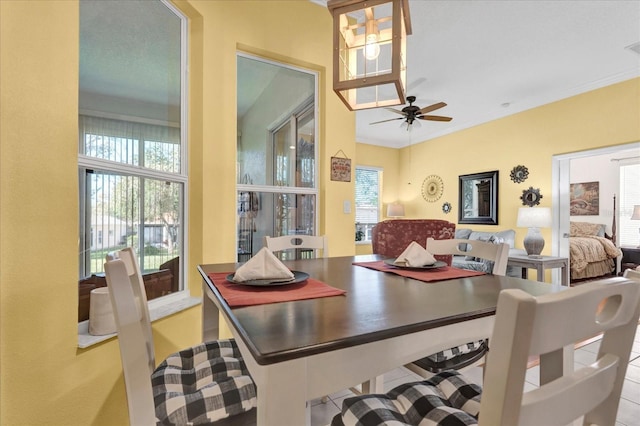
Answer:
[{"xmin": 364, "ymin": 33, "xmax": 380, "ymax": 60}]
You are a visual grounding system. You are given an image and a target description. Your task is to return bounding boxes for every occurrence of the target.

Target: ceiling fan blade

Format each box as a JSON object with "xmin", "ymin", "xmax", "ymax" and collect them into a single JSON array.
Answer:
[
  {"xmin": 418, "ymin": 115, "xmax": 453, "ymax": 122},
  {"xmin": 384, "ymin": 107, "xmax": 406, "ymax": 116},
  {"xmin": 418, "ymin": 102, "xmax": 447, "ymax": 114},
  {"xmin": 370, "ymin": 117, "xmax": 404, "ymax": 125}
]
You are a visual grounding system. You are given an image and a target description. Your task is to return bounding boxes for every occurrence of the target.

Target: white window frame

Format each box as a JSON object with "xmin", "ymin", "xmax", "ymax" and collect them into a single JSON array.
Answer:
[
  {"xmin": 236, "ymin": 53, "xmax": 320, "ymax": 258},
  {"xmin": 355, "ymin": 166, "xmax": 382, "ymax": 244},
  {"xmin": 618, "ymin": 159, "xmax": 640, "ymax": 247}
]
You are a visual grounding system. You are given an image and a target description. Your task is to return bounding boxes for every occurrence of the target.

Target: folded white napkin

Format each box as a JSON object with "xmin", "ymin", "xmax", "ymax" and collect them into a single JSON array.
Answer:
[
  {"xmin": 394, "ymin": 241, "xmax": 437, "ymax": 267},
  {"xmin": 233, "ymin": 247, "xmax": 295, "ymax": 282}
]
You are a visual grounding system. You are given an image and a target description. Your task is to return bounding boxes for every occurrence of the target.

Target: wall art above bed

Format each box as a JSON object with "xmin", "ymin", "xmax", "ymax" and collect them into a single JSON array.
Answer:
[{"xmin": 570, "ymin": 181, "xmax": 599, "ymax": 216}]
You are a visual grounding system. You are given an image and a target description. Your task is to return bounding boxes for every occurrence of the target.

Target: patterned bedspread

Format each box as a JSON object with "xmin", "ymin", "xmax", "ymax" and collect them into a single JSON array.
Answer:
[{"xmin": 569, "ymin": 236, "xmax": 621, "ymax": 273}]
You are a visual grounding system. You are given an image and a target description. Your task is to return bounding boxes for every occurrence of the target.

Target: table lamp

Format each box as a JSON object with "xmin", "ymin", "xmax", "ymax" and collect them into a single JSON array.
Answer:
[
  {"xmin": 632, "ymin": 205, "xmax": 640, "ymax": 247},
  {"xmin": 517, "ymin": 207, "xmax": 552, "ymax": 258},
  {"xmin": 387, "ymin": 202, "xmax": 405, "ymax": 218}
]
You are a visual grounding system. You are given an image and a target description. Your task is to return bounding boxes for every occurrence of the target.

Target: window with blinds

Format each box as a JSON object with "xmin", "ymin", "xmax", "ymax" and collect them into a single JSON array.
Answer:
[
  {"xmin": 355, "ymin": 167, "xmax": 381, "ymax": 242},
  {"xmin": 78, "ymin": 0, "xmax": 186, "ymax": 296},
  {"xmin": 619, "ymin": 162, "xmax": 640, "ymax": 247},
  {"xmin": 78, "ymin": 116, "xmax": 184, "ymax": 277}
]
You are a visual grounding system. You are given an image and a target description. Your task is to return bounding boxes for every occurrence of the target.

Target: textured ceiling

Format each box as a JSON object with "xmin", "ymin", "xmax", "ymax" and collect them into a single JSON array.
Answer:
[{"xmin": 79, "ymin": 0, "xmax": 181, "ymax": 112}]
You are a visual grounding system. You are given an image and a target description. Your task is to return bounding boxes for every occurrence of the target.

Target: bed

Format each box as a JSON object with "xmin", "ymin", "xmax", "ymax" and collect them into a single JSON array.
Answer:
[{"xmin": 569, "ymin": 205, "xmax": 621, "ymax": 282}]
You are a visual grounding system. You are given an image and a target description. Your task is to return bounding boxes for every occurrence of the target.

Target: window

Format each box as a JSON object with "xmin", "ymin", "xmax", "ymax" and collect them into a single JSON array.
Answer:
[
  {"xmin": 619, "ymin": 162, "xmax": 640, "ymax": 246},
  {"xmin": 236, "ymin": 54, "xmax": 318, "ymax": 261},
  {"xmin": 355, "ymin": 167, "xmax": 381, "ymax": 242},
  {"xmin": 78, "ymin": 116, "xmax": 184, "ymax": 277},
  {"xmin": 79, "ymin": 0, "xmax": 186, "ymax": 295}
]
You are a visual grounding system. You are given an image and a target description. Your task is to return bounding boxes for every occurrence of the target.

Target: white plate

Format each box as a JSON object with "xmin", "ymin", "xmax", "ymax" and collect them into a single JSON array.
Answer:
[
  {"xmin": 226, "ymin": 271, "xmax": 310, "ymax": 286},
  {"xmin": 383, "ymin": 259, "xmax": 447, "ymax": 270}
]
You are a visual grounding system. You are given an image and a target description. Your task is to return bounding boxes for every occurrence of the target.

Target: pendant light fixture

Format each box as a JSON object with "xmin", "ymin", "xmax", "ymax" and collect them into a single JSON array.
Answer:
[{"xmin": 327, "ymin": 0, "xmax": 412, "ymax": 111}]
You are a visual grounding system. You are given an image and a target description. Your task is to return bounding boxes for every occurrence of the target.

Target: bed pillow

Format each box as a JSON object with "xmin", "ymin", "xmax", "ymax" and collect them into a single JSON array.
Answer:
[{"xmin": 570, "ymin": 222, "xmax": 605, "ymax": 237}]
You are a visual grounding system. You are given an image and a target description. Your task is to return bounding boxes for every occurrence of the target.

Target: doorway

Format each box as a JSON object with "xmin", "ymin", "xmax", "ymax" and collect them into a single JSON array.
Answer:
[{"xmin": 551, "ymin": 141, "xmax": 640, "ymax": 282}]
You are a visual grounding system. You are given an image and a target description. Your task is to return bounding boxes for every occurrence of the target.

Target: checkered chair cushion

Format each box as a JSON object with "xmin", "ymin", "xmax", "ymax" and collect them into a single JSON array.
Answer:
[
  {"xmin": 410, "ymin": 340, "xmax": 488, "ymax": 375},
  {"xmin": 152, "ymin": 339, "xmax": 257, "ymax": 425},
  {"xmin": 332, "ymin": 370, "xmax": 481, "ymax": 426},
  {"xmin": 428, "ymin": 340, "xmax": 485, "ymax": 362}
]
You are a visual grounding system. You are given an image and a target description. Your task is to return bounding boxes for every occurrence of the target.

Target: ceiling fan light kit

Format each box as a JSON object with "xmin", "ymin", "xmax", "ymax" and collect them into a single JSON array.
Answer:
[
  {"xmin": 370, "ymin": 95, "xmax": 453, "ymax": 129},
  {"xmin": 327, "ymin": 0, "xmax": 412, "ymax": 111}
]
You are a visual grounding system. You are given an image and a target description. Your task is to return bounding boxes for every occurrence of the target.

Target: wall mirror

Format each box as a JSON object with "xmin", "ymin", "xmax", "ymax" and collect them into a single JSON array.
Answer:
[{"xmin": 458, "ymin": 170, "xmax": 499, "ymax": 225}]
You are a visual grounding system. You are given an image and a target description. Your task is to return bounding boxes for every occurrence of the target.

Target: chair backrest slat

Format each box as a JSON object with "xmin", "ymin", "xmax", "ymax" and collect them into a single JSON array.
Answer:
[
  {"xmin": 104, "ymin": 247, "xmax": 157, "ymax": 425},
  {"xmin": 479, "ymin": 275, "xmax": 640, "ymax": 426},
  {"xmin": 263, "ymin": 235, "xmax": 328, "ymax": 258},
  {"xmin": 427, "ymin": 237, "xmax": 509, "ymax": 275}
]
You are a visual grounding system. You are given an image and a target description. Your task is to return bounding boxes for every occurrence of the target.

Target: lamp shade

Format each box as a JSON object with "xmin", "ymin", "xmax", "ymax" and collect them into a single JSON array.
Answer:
[
  {"xmin": 631, "ymin": 205, "xmax": 640, "ymax": 220},
  {"xmin": 387, "ymin": 202, "xmax": 405, "ymax": 218},
  {"xmin": 517, "ymin": 207, "xmax": 551, "ymax": 228}
]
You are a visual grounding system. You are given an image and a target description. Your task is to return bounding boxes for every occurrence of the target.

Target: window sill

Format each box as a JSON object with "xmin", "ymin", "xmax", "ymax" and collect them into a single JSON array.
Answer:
[
  {"xmin": 77, "ymin": 291, "xmax": 201, "ymax": 349},
  {"xmin": 356, "ymin": 241, "xmax": 372, "ymax": 245}
]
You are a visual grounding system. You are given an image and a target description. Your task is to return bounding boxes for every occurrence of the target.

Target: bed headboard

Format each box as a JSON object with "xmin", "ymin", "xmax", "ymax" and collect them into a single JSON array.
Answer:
[{"xmin": 569, "ymin": 194, "xmax": 617, "ymax": 244}]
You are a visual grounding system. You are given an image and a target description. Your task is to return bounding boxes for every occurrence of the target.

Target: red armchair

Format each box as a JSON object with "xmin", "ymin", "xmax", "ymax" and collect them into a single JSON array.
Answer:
[{"xmin": 371, "ymin": 219, "xmax": 456, "ymax": 264}]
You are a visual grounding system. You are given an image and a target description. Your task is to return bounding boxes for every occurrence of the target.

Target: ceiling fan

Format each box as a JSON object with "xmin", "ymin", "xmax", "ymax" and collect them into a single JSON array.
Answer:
[{"xmin": 370, "ymin": 96, "xmax": 452, "ymax": 129}]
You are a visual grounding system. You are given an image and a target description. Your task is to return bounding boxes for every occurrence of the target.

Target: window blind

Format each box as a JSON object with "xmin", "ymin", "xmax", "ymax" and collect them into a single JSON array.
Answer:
[
  {"xmin": 619, "ymin": 163, "xmax": 640, "ymax": 246},
  {"xmin": 355, "ymin": 167, "xmax": 381, "ymax": 241}
]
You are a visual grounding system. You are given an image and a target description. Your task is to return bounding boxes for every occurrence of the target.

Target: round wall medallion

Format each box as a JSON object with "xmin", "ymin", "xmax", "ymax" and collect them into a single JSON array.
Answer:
[
  {"xmin": 510, "ymin": 165, "xmax": 529, "ymax": 183},
  {"xmin": 520, "ymin": 187, "xmax": 542, "ymax": 206},
  {"xmin": 442, "ymin": 202, "xmax": 452, "ymax": 214},
  {"xmin": 422, "ymin": 175, "xmax": 444, "ymax": 203}
]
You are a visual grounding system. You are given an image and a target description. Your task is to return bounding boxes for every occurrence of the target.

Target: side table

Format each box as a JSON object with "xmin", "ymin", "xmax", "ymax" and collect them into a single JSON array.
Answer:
[
  {"xmin": 507, "ymin": 254, "xmax": 569, "ymax": 286},
  {"xmin": 620, "ymin": 246, "xmax": 640, "ymax": 275}
]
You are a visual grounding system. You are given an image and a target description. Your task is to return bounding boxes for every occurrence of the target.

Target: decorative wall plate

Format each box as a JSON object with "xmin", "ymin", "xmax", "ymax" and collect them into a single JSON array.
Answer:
[
  {"xmin": 442, "ymin": 202, "xmax": 452, "ymax": 214},
  {"xmin": 422, "ymin": 175, "xmax": 444, "ymax": 203},
  {"xmin": 510, "ymin": 165, "xmax": 529, "ymax": 183},
  {"xmin": 521, "ymin": 187, "xmax": 542, "ymax": 206}
]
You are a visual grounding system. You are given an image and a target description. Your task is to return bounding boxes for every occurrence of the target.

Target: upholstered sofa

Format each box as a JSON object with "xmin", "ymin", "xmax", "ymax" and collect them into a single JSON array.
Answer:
[
  {"xmin": 452, "ymin": 228, "xmax": 523, "ymax": 277},
  {"xmin": 371, "ymin": 219, "xmax": 457, "ymax": 265}
]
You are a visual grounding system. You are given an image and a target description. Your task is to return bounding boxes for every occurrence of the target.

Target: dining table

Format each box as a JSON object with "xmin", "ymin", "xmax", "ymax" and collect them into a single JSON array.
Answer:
[{"xmin": 198, "ymin": 254, "xmax": 566, "ymax": 426}]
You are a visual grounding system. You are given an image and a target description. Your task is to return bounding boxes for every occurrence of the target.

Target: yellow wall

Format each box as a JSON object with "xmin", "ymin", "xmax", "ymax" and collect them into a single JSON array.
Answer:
[
  {"xmin": 1, "ymin": 0, "xmax": 638, "ymax": 424},
  {"xmin": 358, "ymin": 78, "xmax": 640, "ymax": 253},
  {"xmin": 0, "ymin": 1, "xmax": 354, "ymax": 424}
]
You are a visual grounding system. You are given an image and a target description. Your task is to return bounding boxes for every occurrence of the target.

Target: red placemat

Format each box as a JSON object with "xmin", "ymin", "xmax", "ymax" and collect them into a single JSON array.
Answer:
[
  {"xmin": 353, "ymin": 260, "xmax": 485, "ymax": 282},
  {"xmin": 207, "ymin": 272, "xmax": 346, "ymax": 307}
]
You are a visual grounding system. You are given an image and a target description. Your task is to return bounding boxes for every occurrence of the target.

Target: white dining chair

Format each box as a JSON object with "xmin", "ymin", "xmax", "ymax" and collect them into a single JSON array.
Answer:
[
  {"xmin": 333, "ymin": 275, "xmax": 640, "ymax": 426},
  {"xmin": 264, "ymin": 234, "xmax": 345, "ymax": 401},
  {"xmin": 263, "ymin": 234, "xmax": 328, "ymax": 259},
  {"xmin": 624, "ymin": 267, "xmax": 640, "ymax": 281},
  {"xmin": 405, "ymin": 237, "xmax": 510, "ymax": 377},
  {"xmin": 104, "ymin": 247, "xmax": 257, "ymax": 425}
]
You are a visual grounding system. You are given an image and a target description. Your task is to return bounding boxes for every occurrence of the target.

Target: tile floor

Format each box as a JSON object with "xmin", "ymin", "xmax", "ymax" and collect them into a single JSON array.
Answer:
[{"xmin": 309, "ymin": 327, "xmax": 640, "ymax": 426}]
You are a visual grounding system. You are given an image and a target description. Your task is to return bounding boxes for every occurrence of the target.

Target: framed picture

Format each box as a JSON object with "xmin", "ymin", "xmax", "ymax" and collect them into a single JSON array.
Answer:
[
  {"xmin": 570, "ymin": 181, "xmax": 599, "ymax": 216},
  {"xmin": 331, "ymin": 156, "xmax": 351, "ymax": 182}
]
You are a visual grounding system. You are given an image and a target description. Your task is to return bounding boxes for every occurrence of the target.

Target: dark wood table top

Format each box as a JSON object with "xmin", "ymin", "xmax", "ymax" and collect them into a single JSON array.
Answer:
[{"xmin": 198, "ymin": 255, "xmax": 564, "ymax": 365}]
